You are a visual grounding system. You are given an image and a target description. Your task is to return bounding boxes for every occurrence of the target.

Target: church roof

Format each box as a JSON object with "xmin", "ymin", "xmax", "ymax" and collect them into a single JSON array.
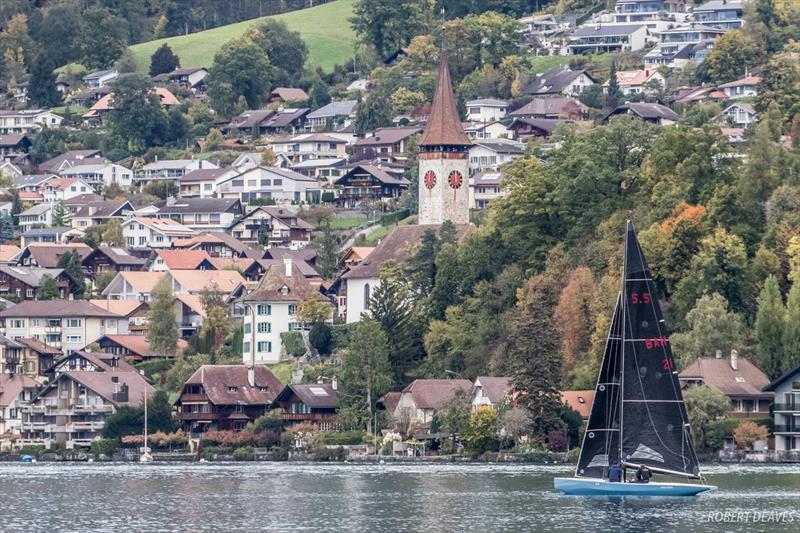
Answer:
[{"xmin": 418, "ymin": 51, "xmax": 471, "ymax": 147}]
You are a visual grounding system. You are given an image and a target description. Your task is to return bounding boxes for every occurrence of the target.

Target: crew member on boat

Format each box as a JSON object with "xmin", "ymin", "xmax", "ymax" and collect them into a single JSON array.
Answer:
[
  {"xmin": 608, "ymin": 461, "xmax": 622, "ymax": 483},
  {"xmin": 635, "ymin": 465, "xmax": 652, "ymax": 484}
]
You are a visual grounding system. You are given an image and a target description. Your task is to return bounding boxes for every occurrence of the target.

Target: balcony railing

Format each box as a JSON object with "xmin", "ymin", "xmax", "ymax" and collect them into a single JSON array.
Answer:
[
  {"xmin": 281, "ymin": 413, "xmax": 337, "ymax": 422},
  {"xmin": 773, "ymin": 404, "xmax": 798, "ymax": 412},
  {"xmin": 178, "ymin": 412, "xmax": 219, "ymax": 420},
  {"xmin": 774, "ymin": 425, "xmax": 800, "ymax": 433}
]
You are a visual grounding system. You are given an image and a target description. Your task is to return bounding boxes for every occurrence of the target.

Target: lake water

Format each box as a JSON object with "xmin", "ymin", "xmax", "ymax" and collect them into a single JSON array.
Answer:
[{"xmin": 0, "ymin": 462, "xmax": 798, "ymax": 532}]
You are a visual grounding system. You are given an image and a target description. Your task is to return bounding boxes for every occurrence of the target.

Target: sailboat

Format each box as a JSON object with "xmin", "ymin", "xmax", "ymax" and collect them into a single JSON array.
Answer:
[
  {"xmin": 554, "ymin": 222, "xmax": 715, "ymax": 496},
  {"xmin": 139, "ymin": 392, "xmax": 153, "ymax": 463}
]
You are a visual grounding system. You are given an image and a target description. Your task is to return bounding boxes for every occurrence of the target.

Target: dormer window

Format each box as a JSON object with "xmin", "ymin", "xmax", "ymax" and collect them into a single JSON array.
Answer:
[
  {"xmin": 228, "ymin": 386, "xmax": 238, "ymax": 392},
  {"xmin": 259, "ymin": 386, "xmax": 268, "ymax": 392},
  {"xmin": 280, "ymin": 285, "xmax": 289, "ymax": 295}
]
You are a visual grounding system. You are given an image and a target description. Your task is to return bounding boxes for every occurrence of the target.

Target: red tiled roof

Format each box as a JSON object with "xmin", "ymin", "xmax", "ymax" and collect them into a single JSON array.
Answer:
[
  {"xmin": 561, "ymin": 390, "xmax": 595, "ymax": 418},
  {"xmin": 156, "ymin": 249, "xmax": 212, "ymax": 270},
  {"xmin": 401, "ymin": 379, "xmax": 472, "ymax": 410},
  {"xmin": 418, "ymin": 52, "xmax": 470, "ymax": 147},
  {"xmin": 184, "ymin": 365, "xmax": 284, "ymax": 406}
]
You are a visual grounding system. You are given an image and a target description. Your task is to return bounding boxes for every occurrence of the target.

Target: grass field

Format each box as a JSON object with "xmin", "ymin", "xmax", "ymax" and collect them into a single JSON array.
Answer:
[
  {"xmin": 129, "ymin": 0, "xmax": 356, "ymax": 74},
  {"xmin": 267, "ymin": 361, "xmax": 295, "ymax": 384},
  {"xmin": 325, "ymin": 215, "xmax": 368, "ymax": 230}
]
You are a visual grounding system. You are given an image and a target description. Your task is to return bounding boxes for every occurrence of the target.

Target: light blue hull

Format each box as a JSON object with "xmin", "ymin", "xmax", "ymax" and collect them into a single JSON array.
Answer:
[{"xmin": 554, "ymin": 477, "xmax": 716, "ymax": 497}]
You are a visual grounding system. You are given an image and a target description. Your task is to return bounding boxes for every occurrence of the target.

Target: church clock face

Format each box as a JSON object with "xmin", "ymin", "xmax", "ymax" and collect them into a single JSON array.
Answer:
[
  {"xmin": 448, "ymin": 170, "xmax": 463, "ymax": 189},
  {"xmin": 424, "ymin": 170, "xmax": 437, "ymax": 190}
]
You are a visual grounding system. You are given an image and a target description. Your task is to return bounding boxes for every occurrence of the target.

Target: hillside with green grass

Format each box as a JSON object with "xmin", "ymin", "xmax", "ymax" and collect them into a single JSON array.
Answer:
[{"xmin": 129, "ymin": 0, "xmax": 356, "ymax": 74}]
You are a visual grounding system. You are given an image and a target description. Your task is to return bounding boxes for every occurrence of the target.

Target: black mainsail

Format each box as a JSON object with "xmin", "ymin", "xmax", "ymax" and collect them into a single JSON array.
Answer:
[{"xmin": 576, "ymin": 221, "xmax": 701, "ymax": 480}]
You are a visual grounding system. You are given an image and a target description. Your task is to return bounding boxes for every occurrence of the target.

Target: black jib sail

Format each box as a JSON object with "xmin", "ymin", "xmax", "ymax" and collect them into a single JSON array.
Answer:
[{"xmin": 576, "ymin": 221, "xmax": 701, "ymax": 480}]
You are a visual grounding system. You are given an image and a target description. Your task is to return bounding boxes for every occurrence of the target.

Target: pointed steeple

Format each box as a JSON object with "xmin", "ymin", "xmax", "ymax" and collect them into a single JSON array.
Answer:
[{"xmin": 418, "ymin": 50, "xmax": 471, "ymax": 147}]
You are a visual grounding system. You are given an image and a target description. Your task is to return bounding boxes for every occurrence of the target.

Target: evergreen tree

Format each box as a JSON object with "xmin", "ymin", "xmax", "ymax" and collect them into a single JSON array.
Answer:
[
  {"xmin": 166, "ymin": 107, "xmax": 189, "ymax": 145},
  {"xmin": 782, "ymin": 282, "xmax": 800, "ymax": 375},
  {"xmin": 80, "ymin": 6, "xmax": 128, "ymax": 69},
  {"xmin": 509, "ymin": 274, "xmax": 565, "ymax": 437},
  {"xmin": 369, "ymin": 271, "xmax": 420, "ymax": 387},
  {"xmin": 606, "ymin": 61, "xmax": 620, "ymax": 109},
  {"xmin": 28, "ymin": 55, "xmax": 62, "ymax": 108},
  {"xmin": 339, "ymin": 318, "xmax": 392, "ymax": 433},
  {"xmin": 36, "ymin": 274, "xmax": 59, "ymax": 300},
  {"xmin": 57, "ymin": 250, "xmax": 85, "ymax": 297},
  {"xmin": 309, "ymin": 322, "xmax": 333, "ymax": 356},
  {"xmin": 0, "ymin": 214, "xmax": 14, "ymax": 242},
  {"xmin": 407, "ymin": 229, "xmax": 440, "ymax": 296},
  {"xmin": 429, "ymin": 243, "xmax": 462, "ymax": 319},
  {"xmin": 147, "ymin": 277, "xmax": 178, "ymax": 357},
  {"xmin": 149, "ymin": 43, "xmax": 180, "ymax": 76},
  {"xmin": 51, "ymin": 201, "xmax": 66, "ymax": 228},
  {"xmin": 11, "ymin": 189, "xmax": 21, "ymax": 227},
  {"xmin": 315, "ymin": 223, "xmax": 338, "ymax": 280},
  {"xmin": 108, "ymin": 75, "xmax": 168, "ymax": 154},
  {"xmin": 754, "ymin": 275, "xmax": 785, "ymax": 379}
]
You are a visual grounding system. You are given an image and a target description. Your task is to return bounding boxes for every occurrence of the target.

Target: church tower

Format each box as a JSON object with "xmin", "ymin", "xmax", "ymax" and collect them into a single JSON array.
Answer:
[{"xmin": 417, "ymin": 51, "xmax": 471, "ymax": 225}]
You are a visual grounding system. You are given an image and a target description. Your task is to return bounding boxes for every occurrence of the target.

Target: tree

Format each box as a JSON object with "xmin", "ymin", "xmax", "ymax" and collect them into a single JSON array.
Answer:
[
  {"xmin": 704, "ymin": 30, "xmax": 764, "ymax": 84},
  {"xmin": 10, "ymin": 189, "xmax": 21, "ymax": 227},
  {"xmin": 351, "ymin": 0, "xmax": 429, "ymax": 60},
  {"xmin": 509, "ymin": 275, "xmax": 564, "ymax": 437},
  {"xmin": 108, "ymin": 75, "xmax": 168, "ymax": 154},
  {"xmin": 34, "ymin": 3, "xmax": 82, "ymax": 67},
  {"xmin": 314, "ymin": 223, "xmax": 338, "ymax": 280},
  {"xmin": 606, "ymin": 60, "xmax": 620, "ymax": 109},
  {"xmin": 671, "ymin": 293, "xmax": 747, "ymax": 368},
  {"xmin": 205, "ymin": 128, "xmax": 224, "ymax": 151},
  {"xmin": 247, "ymin": 20, "xmax": 308, "ymax": 86},
  {"xmin": 432, "ymin": 388, "xmax": 470, "ymax": 452},
  {"xmin": 28, "ymin": 55, "xmax": 61, "ymax": 108},
  {"xmin": 553, "ymin": 267, "xmax": 595, "ymax": 380},
  {"xmin": 339, "ymin": 319, "xmax": 392, "ymax": 434},
  {"xmin": 57, "ymin": 250, "xmax": 85, "ymax": 297},
  {"xmin": 36, "ymin": 274, "xmax": 59, "ymax": 301},
  {"xmin": 103, "ymin": 390, "xmax": 176, "ymax": 439},
  {"xmin": 81, "ymin": 7, "xmax": 128, "ymax": 70},
  {"xmin": 149, "ymin": 43, "xmax": 180, "ymax": 76},
  {"xmin": 738, "ymin": 103, "xmax": 785, "ymax": 222},
  {"xmin": 755, "ymin": 41, "xmax": 800, "ymax": 120},
  {"xmin": 51, "ymin": 201, "xmax": 66, "ymax": 228},
  {"xmin": 207, "ymin": 35, "xmax": 271, "ymax": 117},
  {"xmin": 260, "ymin": 148, "xmax": 277, "ymax": 167},
  {"xmin": 754, "ymin": 275, "xmax": 785, "ymax": 379},
  {"xmin": 309, "ymin": 322, "xmax": 333, "ymax": 356},
  {"xmin": 0, "ymin": 214, "xmax": 13, "ymax": 242},
  {"xmin": 202, "ymin": 306, "xmax": 233, "ymax": 356},
  {"xmin": 296, "ymin": 295, "xmax": 331, "ymax": 326},
  {"xmin": 782, "ymin": 282, "xmax": 800, "ymax": 375},
  {"xmin": 355, "ymin": 90, "xmax": 393, "ymax": 132},
  {"xmin": 733, "ymin": 420, "xmax": 769, "ymax": 450},
  {"xmin": 147, "ymin": 277, "xmax": 178, "ymax": 357},
  {"xmin": 501, "ymin": 406, "xmax": 533, "ymax": 446},
  {"xmin": 166, "ymin": 107, "xmax": 189, "ymax": 145},
  {"xmin": 461, "ymin": 407, "xmax": 500, "ymax": 456},
  {"xmin": 683, "ymin": 385, "xmax": 730, "ymax": 450}
]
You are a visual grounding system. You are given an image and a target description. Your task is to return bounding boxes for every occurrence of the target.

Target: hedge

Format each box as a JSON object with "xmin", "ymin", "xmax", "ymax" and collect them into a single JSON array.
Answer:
[
  {"xmin": 319, "ymin": 431, "xmax": 365, "ymax": 446},
  {"xmin": 280, "ymin": 331, "xmax": 306, "ymax": 357},
  {"xmin": 379, "ymin": 209, "xmax": 410, "ymax": 226}
]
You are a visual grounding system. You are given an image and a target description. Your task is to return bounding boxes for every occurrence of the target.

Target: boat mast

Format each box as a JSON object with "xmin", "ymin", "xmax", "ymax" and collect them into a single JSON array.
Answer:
[
  {"xmin": 619, "ymin": 221, "xmax": 629, "ymax": 472},
  {"xmin": 144, "ymin": 392, "xmax": 148, "ymax": 454}
]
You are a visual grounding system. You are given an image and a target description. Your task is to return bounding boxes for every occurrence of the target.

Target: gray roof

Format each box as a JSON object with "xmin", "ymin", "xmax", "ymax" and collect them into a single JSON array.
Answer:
[
  {"xmin": 472, "ymin": 140, "xmax": 525, "ymax": 154},
  {"xmin": 261, "ymin": 166, "xmax": 319, "ymax": 182},
  {"xmin": 13, "ymin": 174, "xmax": 53, "ymax": 188},
  {"xmin": 155, "ymin": 197, "xmax": 242, "ymax": 214},
  {"xmin": 695, "ymin": 0, "xmax": 742, "ymax": 11},
  {"xmin": 83, "ymin": 70, "xmax": 116, "ymax": 80},
  {"xmin": 0, "ymin": 266, "xmax": 64, "ymax": 287},
  {"xmin": 571, "ymin": 24, "xmax": 646, "ymax": 37},
  {"xmin": 465, "ymin": 98, "xmax": 508, "ymax": 107},
  {"xmin": 291, "ymin": 157, "xmax": 346, "ymax": 169},
  {"xmin": 19, "ymin": 203, "xmax": 53, "ymax": 216},
  {"xmin": 141, "ymin": 159, "xmax": 195, "ymax": 170},
  {"xmin": 660, "ymin": 23, "xmax": 725, "ymax": 34},
  {"xmin": 307, "ymin": 100, "xmax": 358, "ymax": 119},
  {"xmin": 180, "ymin": 167, "xmax": 230, "ymax": 183},
  {"xmin": 608, "ymin": 103, "xmax": 681, "ymax": 121},
  {"xmin": 21, "ymin": 227, "xmax": 71, "ymax": 237},
  {"xmin": 524, "ymin": 68, "xmax": 594, "ymax": 95}
]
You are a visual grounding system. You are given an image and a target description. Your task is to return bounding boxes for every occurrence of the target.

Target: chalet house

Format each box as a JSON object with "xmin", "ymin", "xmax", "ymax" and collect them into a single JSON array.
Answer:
[
  {"xmin": 0, "ymin": 374, "xmax": 42, "ymax": 441},
  {"xmin": 721, "ymin": 103, "xmax": 756, "ymax": 128},
  {"xmin": 603, "ymin": 69, "xmax": 666, "ymax": 95},
  {"xmin": 0, "ymin": 134, "xmax": 30, "ymax": 163},
  {"xmin": 568, "ymin": 24, "xmax": 650, "ymax": 55},
  {"xmin": 263, "ymin": 248, "xmax": 319, "ymax": 279},
  {"xmin": 70, "ymin": 200, "xmax": 135, "ymax": 230},
  {"xmin": 0, "ymin": 160, "xmax": 23, "ymax": 179},
  {"xmin": 0, "ymin": 244, "xmax": 21, "ymax": 264},
  {"xmin": 101, "ymin": 271, "xmax": 166, "ymax": 301},
  {"xmin": 216, "ymin": 166, "xmax": 322, "ymax": 205},
  {"xmin": 508, "ymin": 118, "xmax": 570, "ymax": 141},
  {"xmin": 269, "ymin": 133, "xmax": 348, "ymax": 165},
  {"xmin": 693, "ymin": 0, "xmax": 744, "ymax": 30},
  {"xmin": 81, "ymin": 245, "xmax": 148, "ymax": 278},
  {"xmin": 0, "ymin": 335, "xmax": 25, "ymax": 376},
  {"xmin": 468, "ymin": 140, "xmax": 525, "ymax": 175},
  {"xmin": 89, "ymin": 299, "xmax": 150, "ymax": 335},
  {"xmin": 40, "ymin": 177, "xmax": 95, "ymax": 204},
  {"xmin": 470, "ymin": 171, "xmax": 506, "ymax": 209},
  {"xmin": 178, "ymin": 167, "xmax": 237, "ymax": 198},
  {"xmin": 0, "ymin": 300, "xmax": 128, "ymax": 354},
  {"xmin": 268, "ymin": 87, "xmax": 310, "ymax": 104},
  {"xmin": 352, "ymin": 127, "xmax": 422, "ymax": 163},
  {"xmin": 172, "ymin": 231, "xmax": 254, "ymax": 258},
  {"xmin": 342, "ymin": 224, "xmax": 471, "ymax": 323},
  {"xmin": 644, "ymin": 24, "xmax": 724, "ymax": 68},
  {"xmin": 272, "ymin": 382, "xmax": 338, "ymax": 430},
  {"xmin": 154, "ymin": 197, "xmax": 244, "ymax": 231},
  {"xmin": 763, "ymin": 365, "xmax": 800, "ymax": 451},
  {"xmin": 15, "ymin": 243, "xmax": 91, "ymax": 269},
  {"xmin": 137, "ymin": 159, "xmax": 219, "ymax": 187},
  {"xmin": 152, "ymin": 67, "xmax": 208, "ymax": 92},
  {"xmin": 305, "ymin": 100, "xmax": 358, "ymax": 132},
  {"xmin": 241, "ymin": 259, "xmax": 330, "ymax": 363},
  {"xmin": 561, "ymin": 390, "xmax": 595, "ymax": 421},
  {"xmin": 176, "ymin": 365, "xmax": 283, "ymax": 433},
  {"xmin": 717, "ymin": 76, "xmax": 761, "ymax": 99},
  {"xmin": 14, "ymin": 338, "xmax": 62, "ymax": 379},
  {"xmin": 291, "ymin": 157, "xmax": 347, "ymax": 184},
  {"xmin": 604, "ymin": 103, "xmax": 680, "ymax": 125},
  {"xmin": 0, "ymin": 109, "xmax": 63, "ymax": 134},
  {"xmin": 228, "ymin": 206, "xmax": 314, "ymax": 249},
  {"xmin": 679, "ymin": 350, "xmax": 773, "ymax": 418},
  {"xmin": 17, "ymin": 203, "xmax": 55, "ymax": 233},
  {"xmin": 334, "ymin": 164, "xmax": 410, "ymax": 208},
  {"xmin": 82, "ymin": 70, "xmax": 118, "ymax": 88},
  {"xmin": 20, "ymin": 351, "xmax": 153, "ymax": 449},
  {"xmin": 0, "ymin": 266, "xmax": 76, "ymax": 301},
  {"xmin": 168, "ymin": 269, "xmax": 246, "ymax": 299},
  {"xmin": 38, "ymin": 149, "xmax": 105, "ymax": 173},
  {"xmin": 393, "ymin": 379, "xmax": 473, "ymax": 431},
  {"xmin": 471, "ymin": 377, "xmax": 511, "ymax": 412},
  {"xmin": 61, "ymin": 163, "xmax": 134, "ymax": 191},
  {"xmin": 462, "ymin": 121, "xmax": 512, "ymax": 141},
  {"xmin": 523, "ymin": 68, "xmax": 596, "ymax": 97},
  {"xmin": 222, "ymin": 108, "xmax": 309, "ymax": 136},
  {"xmin": 97, "ymin": 334, "xmax": 188, "ymax": 361},
  {"xmin": 465, "ymin": 99, "xmax": 508, "ymax": 123},
  {"xmin": 123, "ymin": 217, "xmax": 196, "ymax": 248}
]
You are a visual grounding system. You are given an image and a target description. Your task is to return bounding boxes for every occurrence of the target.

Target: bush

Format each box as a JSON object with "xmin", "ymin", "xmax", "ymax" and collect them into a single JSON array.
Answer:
[
  {"xmin": 704, "ymin": 419, "xmax": 739, "ymax": 452},
  {"xmin": 312, "ymin": 445, "xmax": 347, "ymax": 461},
  {"xmin": 733, "ymin": 421, "xmax": 769, "ymax": 450},
  {"xmin": 319, "ymin": 431, "xmax": 365, "ymax": 446},
  {"xmin": 202, "ymin": 445, "xmax": 234, "ymax": 460},
  {"xmin": 330, "ymin": 323, "xmax": 356, "ymax": 351},
  {"xmin": 233, "ymin": 446, "xmax": 254, "ymax": 461},
  {"xmin": 134, "ymin": 358, "xmax": 175, "ymax": 381},
  {"xmin": 309, "ymin": 322, "xmax": 333, "ymax": 356},
  {"xmin": 18, "ymin": 445, "xmax": 46, "ymax": 456},
  {"xmin": 90, "ymin": 438, "xmax": 119, "ymax": 456},
  {"xmin": 280, "ymin": 331, "xmax": 306, "ymax": 357},
  {"xmin": 379, "ymin": 209, "xmax": 410, "ymax": 226}
]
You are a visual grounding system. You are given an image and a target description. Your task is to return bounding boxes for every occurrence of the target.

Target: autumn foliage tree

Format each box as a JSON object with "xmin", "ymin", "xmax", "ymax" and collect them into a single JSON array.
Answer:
[{"xmin": 733, "ymin": 421, "xmax": 769, "ymax": 450}]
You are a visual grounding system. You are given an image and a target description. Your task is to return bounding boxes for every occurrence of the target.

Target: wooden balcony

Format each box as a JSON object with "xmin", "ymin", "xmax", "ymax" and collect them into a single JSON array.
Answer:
[
  {"xmin": 179, "ymin": 394, "xmax": 210, "ymax": 403},
  {"xmin": 281, "ymin": 413, "xmax": 336, "ymax": 422},
  {"xmin": 178, "ymin": 412, "xmax": 219, "ymax": 421}
]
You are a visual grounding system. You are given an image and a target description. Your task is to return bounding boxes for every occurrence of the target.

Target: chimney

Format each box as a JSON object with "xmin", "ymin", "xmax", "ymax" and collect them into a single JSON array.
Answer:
[
  {"xmin": 154, "ymin": 154, "xmax": 158, "ymax": 162},
  {"xmin": 730, "ymin": 349, "xmax": 738, "ymax": 371},
  {"xmin": 248, "ymin": 366, "xmax": 255, "ymax": 387},
  {"xmin": 198, "ymin": 159, "xmax": 203, "ymax": 169},
  {"xmin": 331, "ymin": 375, "xmax": 338, "ymax": 391},
  {"xmin": 715, "ymin": 349, "xmax": 722, "ymax": 359},
  {"xmin": 284, "ymin": 258, "xmax": 292, "ymax": 277}
]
